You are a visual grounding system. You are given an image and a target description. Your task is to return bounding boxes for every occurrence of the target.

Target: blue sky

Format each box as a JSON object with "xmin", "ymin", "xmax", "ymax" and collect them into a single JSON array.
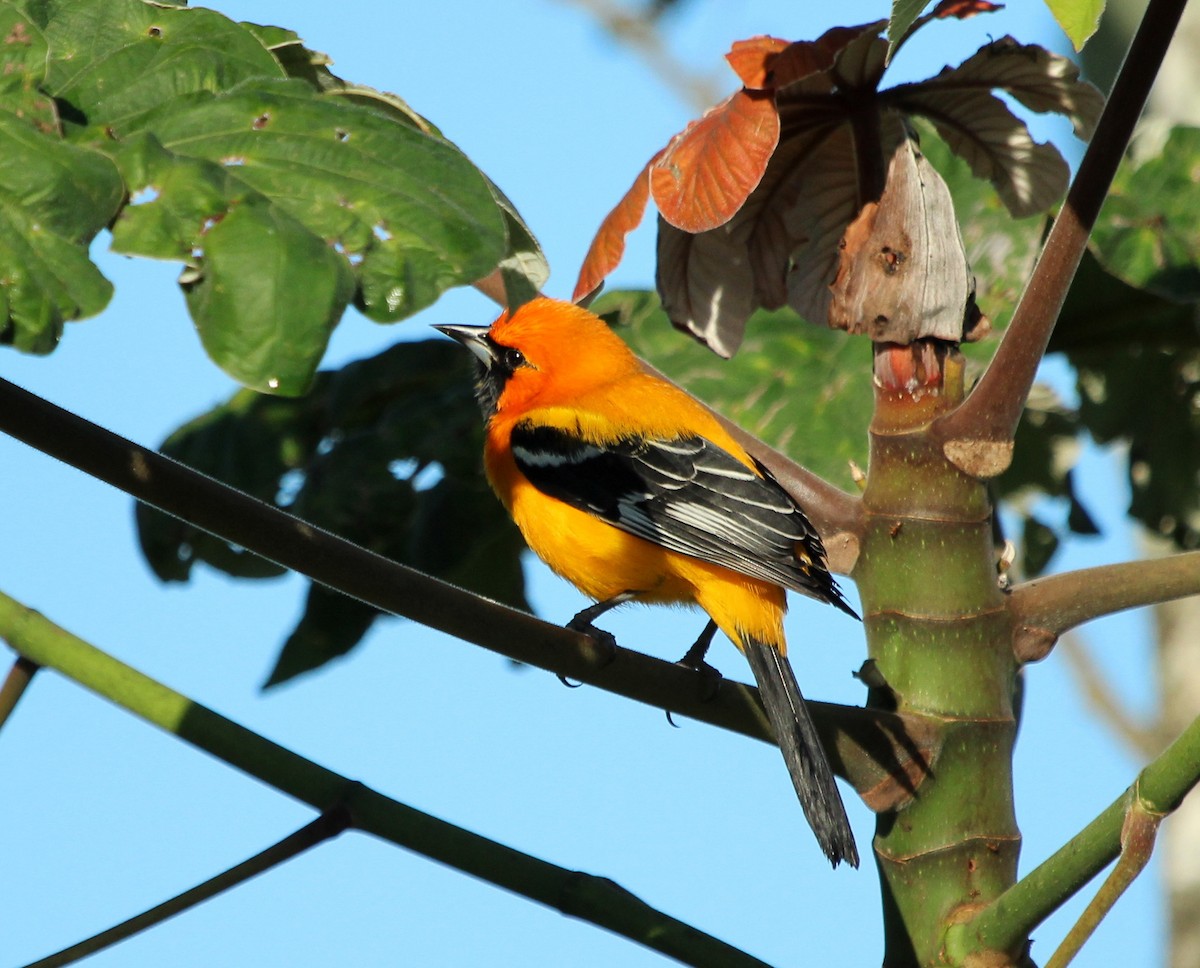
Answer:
[{"xmin": 0, "ymin": 2, "xmax": 1167, "ymax": 966}]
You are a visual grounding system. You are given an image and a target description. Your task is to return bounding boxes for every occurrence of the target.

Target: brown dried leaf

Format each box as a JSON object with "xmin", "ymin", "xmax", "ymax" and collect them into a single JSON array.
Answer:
[
  {"xmin": 650, "ymin": 90, "xmax": 780, "ymax": 235},
  {"xmin": 829, "ymin": 135, "xmax": 972, "ymax": 342},
  {"xmin": 572, "ymin": 150, "xmax": 662, "ymax": 302}
]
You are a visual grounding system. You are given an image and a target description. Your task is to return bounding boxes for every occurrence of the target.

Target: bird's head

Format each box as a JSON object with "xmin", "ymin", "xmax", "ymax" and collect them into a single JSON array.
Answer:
[{"xmin": 436, "ymin": 297, "xmax": 639, "ymax": 420}]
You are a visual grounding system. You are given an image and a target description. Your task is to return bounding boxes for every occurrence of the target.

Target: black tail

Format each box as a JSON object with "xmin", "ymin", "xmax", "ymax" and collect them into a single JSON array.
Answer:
[{"xmin": 744, "ymin": 639, "xmax": 859, "ymax": 868}]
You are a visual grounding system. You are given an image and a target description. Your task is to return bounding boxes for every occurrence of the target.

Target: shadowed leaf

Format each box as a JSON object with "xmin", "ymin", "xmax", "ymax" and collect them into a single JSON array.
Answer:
[{"xmin": 139, "ymin": 339, "xmax": 531, "ymax": 684}]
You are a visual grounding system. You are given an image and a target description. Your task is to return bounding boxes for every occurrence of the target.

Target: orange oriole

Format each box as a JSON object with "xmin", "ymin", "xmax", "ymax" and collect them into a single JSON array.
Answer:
[{"xmin": 437, "ymin": 297, "xmax": 859, "ymax": 868}]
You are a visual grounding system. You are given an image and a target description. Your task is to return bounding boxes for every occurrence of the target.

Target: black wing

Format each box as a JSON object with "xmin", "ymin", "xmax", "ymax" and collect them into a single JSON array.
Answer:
[{"xmin": 510, "ymin": 421, "xmax": 855, "ymax": 615}]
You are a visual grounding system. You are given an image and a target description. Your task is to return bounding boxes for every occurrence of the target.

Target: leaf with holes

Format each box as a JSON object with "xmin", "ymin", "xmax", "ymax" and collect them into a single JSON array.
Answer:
[
  {"xmin": 44, "ymin": 0, "xmax": 284, "ymax": 133},
  {"xmin": 129, "ymin": 79, "xmax": 509, "ymax": 324}
]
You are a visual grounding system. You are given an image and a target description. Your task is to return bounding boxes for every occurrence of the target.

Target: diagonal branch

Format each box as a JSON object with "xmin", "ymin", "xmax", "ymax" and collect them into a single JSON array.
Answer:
[
  {"xmin": 943, "ymin": 711, "xmax": 1200, "ymax": 964},
  {"xmin": 0, "ymin": 376, "xmax": 928, "ymax": 806},
  {"xmin": 23, "ymin": 811, "xmax": 351, "ymax": 968},
  {"xmin": 1008, "ymin": 551, "xmax": 1200, "ymax": 663},
  {"xmin": 0, "ymin": 655, "xmax": 38, "ymax": 733},
  {"xmin": 0, "ymin": 591, "xmax": 771, "ymax": 968},
  {"xmin": 931, "ymin": 0, "xmax": 1189, "ymax": 479}
]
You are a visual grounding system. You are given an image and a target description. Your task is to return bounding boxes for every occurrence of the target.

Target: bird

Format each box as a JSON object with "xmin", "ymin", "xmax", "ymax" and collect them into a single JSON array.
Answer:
[{"xmin": 436, "ymin": 296, "xmax": 859, "ymax": 867}]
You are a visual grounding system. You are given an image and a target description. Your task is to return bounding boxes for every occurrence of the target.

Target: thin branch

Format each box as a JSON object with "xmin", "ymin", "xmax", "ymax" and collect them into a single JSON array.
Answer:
[
  {"xmin": 932, "ymin": 0, "xmax": 1189, "ymax": 478},
  {"xmin": 0, "ymin": 381, "xmax": 927, "ymax": 804},
  {"xmin": 0, "ymin": 591, "xmax": 771, "ymax": 968},
  {"xmin": 1008, "ymin": 552, "xmax": 1200, "ymax": 662},
  {"xmin": 943, "ymin": 711, "xmax": 1200, "ymax": 962},
  {"xmin": 1043, "ymin": 802, "xmax": 1161, "ymax": 968},
  {"xmin": 0, "ymin": 654, "xmax": 38, "ymax": 733},
  {"xmin": 22, "ymin": 810, "xmax": 351, "ymax": 968}
]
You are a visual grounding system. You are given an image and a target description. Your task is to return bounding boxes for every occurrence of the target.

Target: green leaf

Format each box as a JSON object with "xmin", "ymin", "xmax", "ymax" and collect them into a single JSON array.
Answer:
[
  {"xmin": 593, "ymin": 290, "xmax": 871, "ymax": 489},
  {"xmin": 0, "ymin": 112, "xmax": 121, "ymax": 351},
  {"xmin": 1051, "ymin": 249, "xmax": 1199, "ymax": 354},
  {"xmin": 137, "ymin": 387, "xmax": 321, "ymax": 582},
  {"xmin": 132, "ymin": 78, "xmax": 509, "ymax": 323},
  {"xmin": 43, "ymin": 0, "xmax": 283, "ymax": 133},
  {"xmin": 182, "ymin": 195, "xmax": 355, "ymax": 395},
  {"xmin": 1092, "ymin": 126, "xmax": 1200, "ymax": 304},
  {"xmin": 1045, "ymin": 0, "xmax": 1105, "ymax": 50},
  {"xmin": 886, "ymin": 0, "xmax": 929, "ymax": 63},
  {"xmin": 1021, "ymin": 514, "xmax": 1060, "ymax": 576},
  {"xmin": 0, "ymin": 0, "xmax": 58, "ymax": 132}
]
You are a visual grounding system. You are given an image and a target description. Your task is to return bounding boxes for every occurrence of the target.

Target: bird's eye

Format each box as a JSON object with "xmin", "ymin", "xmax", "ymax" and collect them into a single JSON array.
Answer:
[{"xmin": 502, "ymin": 347, "xmax": 526, "ymax": 371}]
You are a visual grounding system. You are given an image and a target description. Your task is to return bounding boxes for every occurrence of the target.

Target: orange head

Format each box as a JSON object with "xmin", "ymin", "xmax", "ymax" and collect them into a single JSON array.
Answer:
[{"xmin": 436, "ymin": 297, "xmax": 639, "ymax": 419}]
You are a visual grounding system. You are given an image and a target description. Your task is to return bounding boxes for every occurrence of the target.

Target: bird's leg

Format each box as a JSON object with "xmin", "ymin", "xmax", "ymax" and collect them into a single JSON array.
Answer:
[
  {"xmin": 676, "ymin": 618, "xmax": 723, "ymax": 701},
  {"xmin": 565, "ymin": 591, "xmax": 635, "ymax": 668}
]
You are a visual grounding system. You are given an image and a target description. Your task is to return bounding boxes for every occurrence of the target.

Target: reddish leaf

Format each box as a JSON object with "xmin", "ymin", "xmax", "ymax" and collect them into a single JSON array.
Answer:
[
  {"xmin": 650, "ymin": 89, "xmax": 779, "ymax": 235},
  {"xmin": 572, "ymin": 150, "xmax": 661, "ymax": 302},
  {"xmin": 725, "ymin": 35, "xmax": 789, "ymax": 89},
  {"xmin": 933, "ymin": 0, "xmax": 1005, "ymax": 18}
]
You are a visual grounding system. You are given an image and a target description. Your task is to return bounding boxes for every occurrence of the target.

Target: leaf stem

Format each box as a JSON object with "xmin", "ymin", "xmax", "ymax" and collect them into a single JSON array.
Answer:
[
  {"xmin": 932, "ymin": 0, "xmax": 1189, "ymax": 477},
  {"xmin": 1043, "ymin": 802, "xmax": 1161, "ymax": 968},
  {"xmin": 1008, "ymin": 551, "xmax": 1200, "ymax": 662},
  {"xmin": 21, "ymin": 810, "xmax": 351, "ymax": 968},
  {"xmin": 0, "ymin": 590, "xmax": 771, "ymax": 968},
  {"xmin": 0, "ymin": 654, "xmax": 39, "ymax": 733}
]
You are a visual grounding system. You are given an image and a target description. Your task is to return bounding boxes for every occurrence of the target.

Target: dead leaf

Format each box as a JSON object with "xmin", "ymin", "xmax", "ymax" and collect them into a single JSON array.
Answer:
[{"xmin": 829, "ymin": 135, "xmax": 973, "ymax": 342}]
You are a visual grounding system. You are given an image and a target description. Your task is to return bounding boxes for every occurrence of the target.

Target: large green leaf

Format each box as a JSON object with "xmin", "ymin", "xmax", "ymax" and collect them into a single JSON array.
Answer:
[
  {"xmin": 593, "ymin": 290, "xmax": 872, "ymax": 489},
  {"xmin": 133, "ymin": 79, "xmax": 509, "ymax": 322},
  {"xmin": 139, "ymin": 339, "xmax": 529, "ymax": 686},
  {"xmin": 43, "ymin": 0, "xmax": 283, "ymax": 132},
  {"xmin": 0, "ymin": 112, "xmax": 121, "ymax": 350}
]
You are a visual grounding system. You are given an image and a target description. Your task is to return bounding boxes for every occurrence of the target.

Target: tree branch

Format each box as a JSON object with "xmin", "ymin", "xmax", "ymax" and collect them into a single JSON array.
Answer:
[
  {"xmin": 0, "ymin": 655, "xmax": 38, "ymax": 733},
  {"xmin": 1008, "ymin": 552, "xmax": 1200, "ymax": 662},
  {"xmin": 22, "ymin": 811, "xmax": 351, "ymax": 968},
  {"xmin": 932, "ymin": 0, "xmax": 1189, "ymax": 478},
  {"xmin": 0, "ymin": 377, "xmax": 924, "ymax": 806},
  {"xmin": 0, "ymin": 591, "xmax": 770, "ymax": 968},
  {"xmin": 943, "ymin": 711, "xmax": 1200, "ymax": 963}
]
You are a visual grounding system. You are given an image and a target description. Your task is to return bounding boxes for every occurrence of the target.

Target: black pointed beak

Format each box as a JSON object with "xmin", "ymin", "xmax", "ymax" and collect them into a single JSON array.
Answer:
[{"xmin": 433, "ymin": 323, "xmax": 495, "ymax": 367}]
